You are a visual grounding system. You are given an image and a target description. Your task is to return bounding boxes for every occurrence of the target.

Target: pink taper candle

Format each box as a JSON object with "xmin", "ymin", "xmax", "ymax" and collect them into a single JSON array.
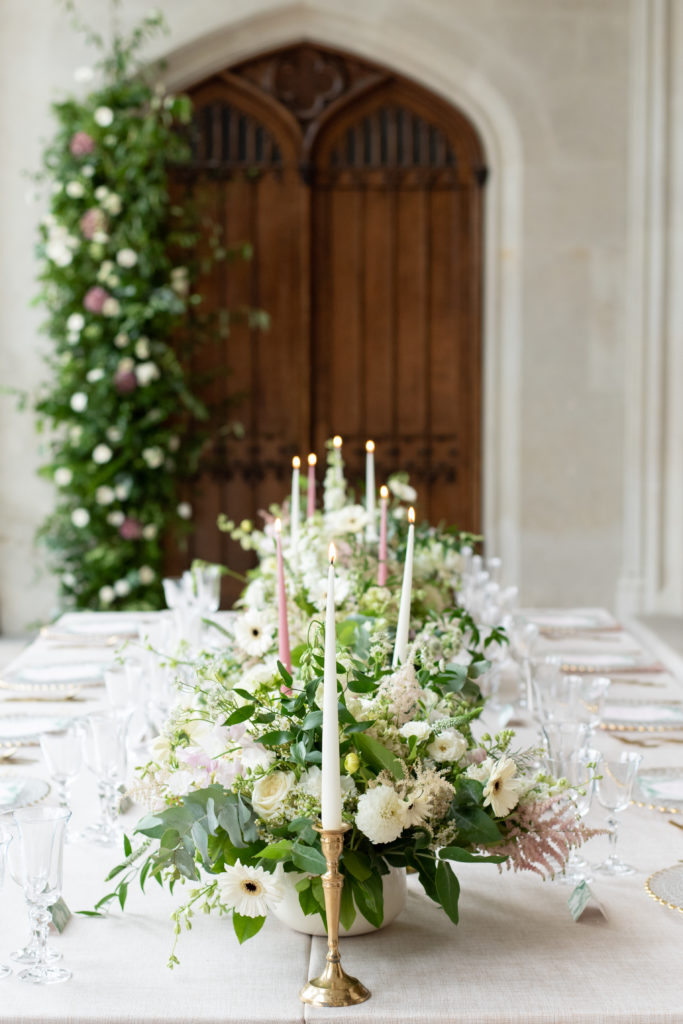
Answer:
[
  {"xmin": 307, "ymin": 453, "xmax": 317, "ymax": 519},
  {"xmin": 274, "ymin": 518, "xmax": 292, "ymax": 674},
  {"xmin": 378, "ymin": 484, "xmax": 389, "ymax": 586}
]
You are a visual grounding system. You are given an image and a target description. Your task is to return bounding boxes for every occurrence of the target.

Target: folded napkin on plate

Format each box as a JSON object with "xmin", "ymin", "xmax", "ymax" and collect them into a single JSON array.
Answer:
[{"xmin": 0, "ymin": 779, "xmax": 24, "ymax": 806}]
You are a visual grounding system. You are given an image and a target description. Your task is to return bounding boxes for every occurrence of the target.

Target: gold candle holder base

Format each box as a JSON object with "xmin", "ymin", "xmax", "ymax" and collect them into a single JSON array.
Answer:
[{"xmin": 299, "ymin": 823, "xmax": 371, "ymax": 1007}]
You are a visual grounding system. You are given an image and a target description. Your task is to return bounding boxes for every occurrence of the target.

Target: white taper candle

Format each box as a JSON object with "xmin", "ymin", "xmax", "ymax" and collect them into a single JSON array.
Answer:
[
  {"xmin": 365, "ymin": 440, "xmax": 376, "ymax": 541},
  {"xmin": 392, "ymin": 507, "xmax": 415, "ymax": 667},
  {"xmin": 290, "ymin": 456, "xmax": 300, "ymax": 549},
  {"xmin": 321, "ymin": 542, "xmax": 342, "ymax": 829}
]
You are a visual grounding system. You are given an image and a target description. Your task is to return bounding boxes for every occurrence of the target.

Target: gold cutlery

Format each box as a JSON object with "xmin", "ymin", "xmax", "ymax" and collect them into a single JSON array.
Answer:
[
  {"xmin": 0, "ymin": 747, "xmax": 18, "ymax": 761},
  {"xmin": 614, "ymin": 735, "xmax": 683, "ymax": 748},
  {"xmin": 668, "ymin": 819, "xmax": 683, "ymax": 831}
]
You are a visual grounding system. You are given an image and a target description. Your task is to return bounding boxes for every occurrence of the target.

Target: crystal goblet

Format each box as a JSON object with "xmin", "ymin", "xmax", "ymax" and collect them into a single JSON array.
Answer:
[
  {"xmin": 595, "ymin": 752, "xmax": 642, "ymax": 876},
  {"xmin": 545, "ymin": 747, "xmax": 600, "ymax": 885},
  {"xmin": 40, "ymin": 724, "xmax": 82, "ymax": 842},
  {"xmin": 5, "ymin": 820, "xmax": 62, "ymax": 966},
  {"xmin": 81, "ymin": 710, "xmax": 130, "ymax": 847}
]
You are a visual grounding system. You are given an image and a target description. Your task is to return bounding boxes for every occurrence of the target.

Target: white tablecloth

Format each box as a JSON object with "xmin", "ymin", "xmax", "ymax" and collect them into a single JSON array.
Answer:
[{"xmin": 0, "ymin": 612, "xmax": 682, "ymax": 1023}]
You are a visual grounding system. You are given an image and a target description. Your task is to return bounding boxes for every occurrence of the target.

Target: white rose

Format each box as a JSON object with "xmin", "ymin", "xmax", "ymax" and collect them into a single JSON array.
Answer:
[
  {"xmin": 177, "ymin": 502, "xmax": 192, "ymax": 519},
  {"xmin": 114, "ymin": 579, "xmax": 131, "ymax": 597},
  {"xmin": 92, "ymin": 444, "xmax": 112, "ymax": 465},
  {"xmin": 136, "ymin": 361, "xmax": 160, "ymax": 386},
  {"xmin": 426, "ymin": 728, "xmax": 468, "ymax": 763},
  {"xmin": 116, "ymin": 248, "xmax": 137, "ymax": 268},
  {"xmin": 86, "ymin": 368, "xmax": 104, "ymax": 383},
  {"xmin": 71, "ymin": 507, "xmax": 90, "ymax": 528},
  {"xmin": 82, "ymin": 165, "xmax": 94, "ymax": 177},
  {"xmin": 142, "ymin": 524, "xmax": 157, "ymax": 541},
  {"xmin": 139, "ymin": 565, "xmax": 155, "ymax": 585},
  {"xmin": 102, "ymin": 298, "xmax": 120, "ymax": 317},
  {"xmin": 99, "ymin": 585, "xmax": 115, "ymax": 605},
  {"xmin": 95, "ymin": 486, "xmax": 115, "ymax": 505},
  {"xmin": 70, "ymin": 392, "xmax": 88, "ymax": 413},
  {"xmin": 106, "ymin": 427, "xmax": 121, "ymax": 443},
  {"xmin": 399, "ymin": 721, "xmax": 432, "ymax": 742},
  {"xmin": 66, "ymin": 313, "xmax": 85, "ymax": 333},
  {"xmin": 114, "ymin": 332, "xmax": 128, "ymax": 349},
  {"xmin": 94, "ymin": 106, "xmax": 114, "ymax": 127},
  {"xmin": 103, "ymin": 193, "xmax": 122, "ymax": 215},
  {"xmin": 134, "ymin": 337, "xmax": 151, "ymax": 359},
  {"xmin": 94, "ymin": 185, "xmax": 109, "ymax": 201},
  {"xmin": 65, "ymin": 181, "xmax": 85, "ymax": 199},
  {"xmin": 107, "ymin": 510, "xmax": 125, "ymax": 527},
  {"xmin": 142, "ymin": 447, "xmax": 164, "ymax": 469},
  {"xmin": 54, "ymin": 467, "xmax": 72, "ymax": 487},
  {"xmin": 251, "ymin": 771, "xmax": 295, "ymax": 820}
]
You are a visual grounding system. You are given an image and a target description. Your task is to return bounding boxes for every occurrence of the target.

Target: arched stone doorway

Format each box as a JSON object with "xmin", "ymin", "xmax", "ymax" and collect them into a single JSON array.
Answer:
[{"xmin": 174, "ymin": 43, "xmax": 486, "ymax": 601}]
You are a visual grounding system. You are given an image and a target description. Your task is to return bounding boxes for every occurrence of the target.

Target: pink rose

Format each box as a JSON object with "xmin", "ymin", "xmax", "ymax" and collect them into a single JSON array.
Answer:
[
  {"xmin": 83, "ymin": 286, "xmax": 109, "ymax": 314},
  {"xmin": 114, "ymin": 370, "xmax": 138, "ymax": 394},
  {"xmin": 79, "ymin": 208, "xmax": 107, "ymax": 240},
  {"xmin": 119, "ymin": 517, "xmax": 143, "ymax": 540},
  {"xmin": 70, "ymin": 132, "xmax": 95, "ymax": 157}
]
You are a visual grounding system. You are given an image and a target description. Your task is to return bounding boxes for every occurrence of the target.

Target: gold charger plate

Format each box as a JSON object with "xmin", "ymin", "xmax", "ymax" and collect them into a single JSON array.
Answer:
[{"xmin": 645, "ymin": 864, "xmax": 683, "ymax": 915}]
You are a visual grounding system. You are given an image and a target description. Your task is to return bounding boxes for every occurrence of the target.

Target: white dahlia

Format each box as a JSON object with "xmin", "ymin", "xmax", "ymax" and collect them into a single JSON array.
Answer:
[
  {"xmin": 216, "ymin": 860, "xmax": 283, "ymax": 918},
  {"xmin": 355, "ymin": 784, "xmax": 409, "ymax": 844}
]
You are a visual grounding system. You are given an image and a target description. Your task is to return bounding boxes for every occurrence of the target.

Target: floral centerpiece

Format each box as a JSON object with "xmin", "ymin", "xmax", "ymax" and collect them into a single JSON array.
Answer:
[{"xmin": 101, "ymin": 444, "xmax": 591, "ymax": 963}]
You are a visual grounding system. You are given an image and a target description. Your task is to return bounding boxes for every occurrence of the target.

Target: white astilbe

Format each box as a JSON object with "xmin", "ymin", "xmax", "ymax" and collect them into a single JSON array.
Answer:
[{"xmin": 484, "ymin": 796, "xmax": 595, "ymax": 879}]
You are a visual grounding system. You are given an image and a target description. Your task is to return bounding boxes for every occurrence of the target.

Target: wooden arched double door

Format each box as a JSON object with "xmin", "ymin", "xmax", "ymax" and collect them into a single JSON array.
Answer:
[{"xmin": 175, "ymin": 44, "xmax": 486, "ymax": 602}]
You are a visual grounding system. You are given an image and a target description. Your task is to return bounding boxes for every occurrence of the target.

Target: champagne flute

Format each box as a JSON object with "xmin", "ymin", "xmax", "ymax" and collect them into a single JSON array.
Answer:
[{"xmin": 595, "ymin": 752, "xmax": 642, "ymax": 876}]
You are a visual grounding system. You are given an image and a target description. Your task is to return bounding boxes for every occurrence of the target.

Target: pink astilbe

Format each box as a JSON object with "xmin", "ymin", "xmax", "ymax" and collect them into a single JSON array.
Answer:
[{"xmin": 483, "ymin": 796, "xmax": 597, "ymax": 879}]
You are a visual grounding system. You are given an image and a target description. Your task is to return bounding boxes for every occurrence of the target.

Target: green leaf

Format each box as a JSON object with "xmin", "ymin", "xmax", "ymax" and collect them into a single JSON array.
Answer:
[
  {"xmin": 297, "ymin": 881, "xmax": 320, "ymax": 918},
  {"xmin": 346, "ymin": 674, "xmax": 377, "ymax": 694},
  {"xmin": 256, "ymin": 839, "xmax": 293, "ymax": 861},
  {"xmin": 301, "ymin": 710, "xmax": 323, "ymax": 731},
  {"xmin": 123, "ymin": 834, "xmax": 132, "ymax": 857},
  {"xmin": 224, "ymin": 705, "xmax": 255, "ymax": 726},
  {"xmin": 291, "ymin": 841, "xmax": 327, "ymax": 875},
  {"xmin": 351, "ymin": 873, "xmax": 384, "ymax": 929},
  {"xmin": 439, "ymin": 846, "xmax": 506, "ymax": 865},
  {"xmin": 191, "ymin": 820, "xmax": 210, "ymax": 866},
  {"xmin": 450, "ymin": 807, "xmax": 503, "ymax": 845},
  {"xmin": 435, "ymin": 860, "xmax": 460, "ymax": 925},
  {"xmin": 257, "ymin": 730, "xmax": 295, "ymax": 746},
  {"xmin": 342, "ymin": 849, "xmax": 372, "ymax": 882},
  {"xmin": 117, "ymin": 881, "xmax": 128, "ymax": 911},
  {"xmin": 232, "ymin": 912, "xmax": 266, "ymax": 944},
  {"xmin": 339, "ymin": 878, "xmax": 356, "ymax": 931},
  {"xmin": 355, "ymin": 733, "xmax": 404, "ymax": 780}
]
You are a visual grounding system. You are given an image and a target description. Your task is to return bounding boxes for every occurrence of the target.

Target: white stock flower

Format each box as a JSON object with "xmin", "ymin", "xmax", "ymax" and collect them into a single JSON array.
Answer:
[
  {"xmin": 65, "ymin": 181, "xmax": 85, "ymax": 199},
  {"xmin": 142, "ymin": 446, "xmax": 164, "ymax": 469},
  {"xmin": 95, "ymin": 486, "xmax": 115, "ymax": 505},
  {"xmin": 251, "ymin": 770, "xmax": 295, "ymax": 820},
  {"xmin": 216, "ymin": 860, "xmax": 283, "ymax": 918},
  {"xmin": 70, "ymin": 392, "xmax": 88, "ymax": 413},
  {"xmin": 139, "ymin": 565, "xmax": 155, "ymax": 585},
  {"xmin": 233, "ymin": 609, "xmax": 275, "ymax": 658},
  {"xmin": 426, "ymin": 729, "xmax": 468, "ymax": 763},
  {"xmin": 482, "ymin": 757, "xmax": 523, "ymax": 817},
  {"xmin": 355, "ymin": 785, "xmax": 409, "ymax": 845},
  {"xmin": 54, "ymin": 467, "xmax": 72, "ymax": 487},
  {"xmin": 327, "ymin": 504, "xmax": 369, "ymax": 535},
  {"xmin": 107, "ymin": 510, "xmax": 125, "ymax": 527},
  {"xmin": 86, "ymin": 368, "xmax": 104, "ymax": 383},
  {"xmin": 388, "ymin": 478, "xmax": 417, "ymax": 503},
  {"xmin": 177, "ymin": 502, "xmax": 192, "ymax": 519},
  {"xmin": 114, "ymin": 579, "xmax": 131, "ymax": 597},
  {"xmin": 116, "ymin": 248, "xmax": 137, "ymax": 268},
  {"xmin": 94, "ymin": 106, "xmax": 114, "ymax": 127},
  {"xmin": 136, "ymin": 361, "xmax": 160, "ymax": 386},
  {"xmin": 99, "ymin": 584, "xmax": 115, "ymax": 605},
  {"xmin": 66, "ymin": 313, "xmax": 85, "ymax": 333},
  {"xmin": 102, "ymin": 297, "xmax": 120, "ymax": 317},
  {"xmin": 71, "ymin": 507, "xmax": 90, "ymax": 528},
  {"xmin": 92, "ymin": 444, "xmax": 113, "ymax": 465},
  {"xmin": 399, "ymin": 721, "xmax": 432, "ymax": 743}
]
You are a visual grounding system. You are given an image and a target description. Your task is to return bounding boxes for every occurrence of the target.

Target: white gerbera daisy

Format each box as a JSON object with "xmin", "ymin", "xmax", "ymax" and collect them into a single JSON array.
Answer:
[
  {"xmin": 233, "ymin": 610, "xmax": 275, "ymax": 658},
  {"xmin": 216, "ymin": 860, "xmax": 283, "ymax": 918},
  {"xmin": 355, "ymin": 784, "xmax": 409, "ymax": 844},
  {"xmin": 482, "ymin": 757, "xmax": 523, "ymax": 817}
]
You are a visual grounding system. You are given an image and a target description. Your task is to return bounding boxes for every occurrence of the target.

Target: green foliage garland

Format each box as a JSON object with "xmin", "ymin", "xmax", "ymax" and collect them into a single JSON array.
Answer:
[{"xmin": 34, "ymin": 6, "xmax": 209, "ymax": 611}]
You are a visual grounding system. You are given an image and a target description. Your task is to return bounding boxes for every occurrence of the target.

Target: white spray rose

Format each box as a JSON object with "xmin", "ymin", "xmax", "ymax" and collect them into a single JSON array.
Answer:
[{"xmin": 251, "ymin": 771, "xmax": 295, "ymax": 820}]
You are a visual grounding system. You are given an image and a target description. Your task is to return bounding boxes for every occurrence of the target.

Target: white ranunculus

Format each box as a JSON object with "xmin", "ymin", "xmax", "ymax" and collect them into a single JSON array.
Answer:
[
  {"xmin": 103, "ymin": 193, "xmax": 122, "ymax": 215},
  {"xmin": 113, "ymin": 579, "xmax": 131, "ymax": 597},
  {"xmin": 177, "ymin": 502, "xmax": 192, "ymax": 519},
  {"xmin": 86, "ymin": 368, "xmax": 104, "ymax": 383},
  {"xmin": 92, "ymin": 444, "xmax": 113, "ymax": 465},
  {"xmin": 216, "ymin": 859, "xmax": 283, "ymax": 918},
  {"xmin": 355, "ymin": 784, "xmax": 409, "ymax": 844},
  {"xmin": 251, "ymin": 771, "xmax": 295, "ymax": 820},
  {"xmin": 116, "ymin": 248, "xmax": 137, "ymax": 268},
  {"xmin": 482, "ymin": 757, "xmax": 523, "ymax": 818},
  {"xmin": 142, "ymin": 524, "xmax": 157, "ymax": 541},
  {"xmin": 135, "ymin": 337, "xmax": 151, "ymax": 359},
  {"xmin": 426, "ymin": 728, "xmax": 468, "ymax": 763},
  {"xmin": 107, "ymin": 511, "xmax": 125, "ymax": 527},
  {"xmin": 65, "ymin": 181, "xmax": 85, "ymax": 199},
  {"xmin": 399, "ymin": 721, "xmax": 432, "ymax": 743},
  {"xmin": 135, "ymin": 361, "xmax": 160, "ymax": 386},
  {"xmin": 71, "ymin": 507, "xmax": 90, "ymax": 528},
  {"xmin": 95, "ymin": 486, "xmax": 115, "ymax": 505},
  {"xmin": 142, "ymin": 446, "xmax": 164, "ymax": 469},
  {"xmin": 74, "ymin": 66, "xmax": 94, "ymax": 83},
  {"xmin": 139, "ymin": 565, "xmax": 155, "ymax": 585},
  {"xmin": 99, "ymin": 585, "xmax": 115, "ymax": 605},
  {"xmin": 94, "ymin": 106, "xmax": 114, "ymax": 127},
  {"xmin": 54, "ymin": 467, "xmax": 72, "ymax": 487},
  {"xmin": 70, "ymin": 392, "xmax": 88, "ymax": 413},
  {"xmin": 66, "ymin": 313, "xmax": 85, "ymax": 333},
  {"xmin": 102, "ymin": 297, "xmax": 120, "ymax": 317}
]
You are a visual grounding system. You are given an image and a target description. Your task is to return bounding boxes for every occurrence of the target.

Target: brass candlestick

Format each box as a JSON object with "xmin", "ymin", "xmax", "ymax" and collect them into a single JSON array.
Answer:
[{"xmin": 299, "ymin": 823, "xmax": 371, "ymax": 1007}]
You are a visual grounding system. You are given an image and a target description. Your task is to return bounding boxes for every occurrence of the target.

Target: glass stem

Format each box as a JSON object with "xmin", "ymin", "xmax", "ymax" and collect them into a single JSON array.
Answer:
[
  {"xmin": 55, "ymin": 777, "xmax": 69, "ymax": 811},
  {"xmin": 31, "ymin": 904, "xmax": 51, "ymax": 973},
  {"xmin": 607, "ymin": 814, "xmax": 619, "ymax": 860}
]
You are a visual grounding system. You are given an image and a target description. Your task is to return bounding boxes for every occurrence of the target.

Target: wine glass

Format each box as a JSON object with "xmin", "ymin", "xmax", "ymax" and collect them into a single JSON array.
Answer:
[
  {"xmin": 185, "ymin": 564, "xmax": 221, "ymax": 614},
  {"xmin": 595, "ymin": 752, "xmax": 642, "ymax": 876},
  {"xmin": 544, "ymin": 747, "xmax": 600, "ymax": 885},
  {"xmin": 0, "ymin": 821, "xmax": 11, "ymax": 979},
  {"xmin": 5, "ymin": 819, "xmax": 62, "ymax": 966},
  {"xmin": 81, "ymin": 710, "xmax": 130, "ymax": 847},
  {"xmin": 534, "ymin": 668, "xmax": 611, "ymax": 732},
  {"xmin": 12, "ymin": 806, "xmax": 71, "ymax": 984},
  {"xmin": 542, "ymin": 721, "xmax": 590, "ymax": 763},
  {"xmin": 39, "ymin": 724, "xmax": 82, "ymax": 842}
]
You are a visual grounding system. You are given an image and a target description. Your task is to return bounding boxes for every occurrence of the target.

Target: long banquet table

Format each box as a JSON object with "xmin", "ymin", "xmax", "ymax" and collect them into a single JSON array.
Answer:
[{"xmin": 0, "ymin": 611, "xmax": 682, "ymax": 1023}]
